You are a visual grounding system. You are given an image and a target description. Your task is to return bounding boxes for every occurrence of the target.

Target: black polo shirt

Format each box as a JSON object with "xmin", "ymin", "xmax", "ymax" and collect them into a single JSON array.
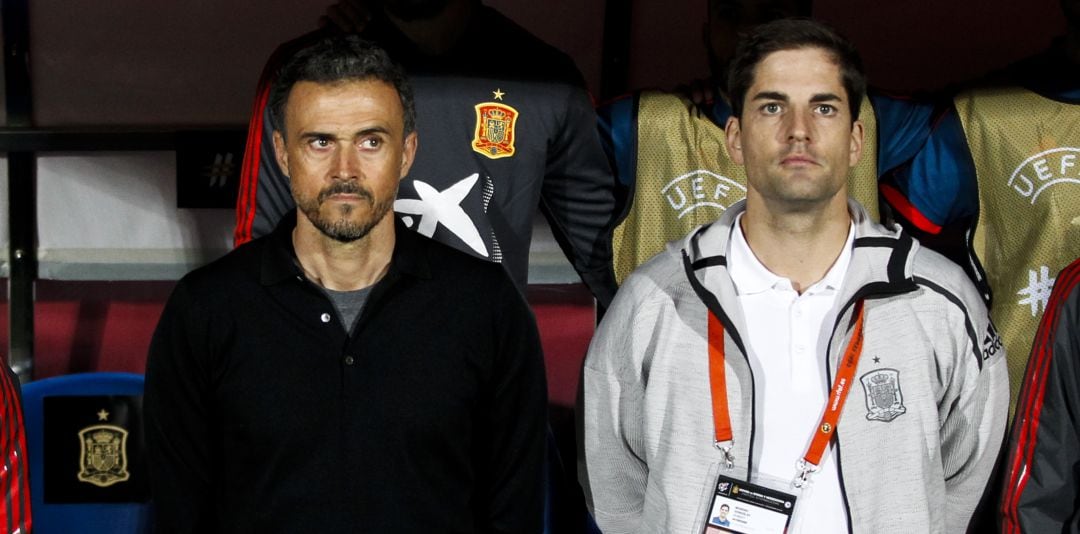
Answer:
[{"xmin": 145, "ymin": 214, "xmax": 547, "ymax": 533}]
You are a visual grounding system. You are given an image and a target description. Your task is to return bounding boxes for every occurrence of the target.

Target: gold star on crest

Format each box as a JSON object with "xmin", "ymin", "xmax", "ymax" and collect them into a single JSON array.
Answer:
[
  {"xmin": 492, "ymin": 88, "xmax": 505, "ymax": 100},
  {"xmin": 97, "ymin": 409, "xmax": 110, "ymax": 421}
]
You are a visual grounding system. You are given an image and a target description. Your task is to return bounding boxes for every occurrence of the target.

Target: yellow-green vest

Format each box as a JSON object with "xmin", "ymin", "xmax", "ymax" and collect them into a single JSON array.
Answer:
[
  {"xmin": 612, "ymin": 91, "xmax": 879, "ymax": 284},
  {"xmin": 954, "ymin": 87, "xmax": 1080, "ymax": 409}
]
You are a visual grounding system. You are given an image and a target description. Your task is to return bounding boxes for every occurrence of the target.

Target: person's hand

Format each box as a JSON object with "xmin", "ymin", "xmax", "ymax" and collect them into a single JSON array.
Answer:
[{"xmin": 318, "ymin": 0, "xmax": 374, "ymax": 33}]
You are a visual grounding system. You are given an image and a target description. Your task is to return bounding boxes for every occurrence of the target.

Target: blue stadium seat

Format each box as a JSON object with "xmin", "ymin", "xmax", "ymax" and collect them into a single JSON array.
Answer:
[{"xmin": 21, "ymin": 372, "xmax": 152, "ymax": 533}]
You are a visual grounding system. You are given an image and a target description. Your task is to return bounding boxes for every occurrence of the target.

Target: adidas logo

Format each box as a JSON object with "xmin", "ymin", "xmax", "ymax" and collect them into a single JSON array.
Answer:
[{"xmin": 982, "ymin": 323, "xmax": 1003, "ymax": 361}]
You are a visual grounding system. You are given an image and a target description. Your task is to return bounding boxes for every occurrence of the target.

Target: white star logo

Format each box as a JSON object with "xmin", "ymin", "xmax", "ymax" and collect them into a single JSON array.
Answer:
[{"xmin": 395, "ymin": 174, "xmax": 489, "ymax": 257}]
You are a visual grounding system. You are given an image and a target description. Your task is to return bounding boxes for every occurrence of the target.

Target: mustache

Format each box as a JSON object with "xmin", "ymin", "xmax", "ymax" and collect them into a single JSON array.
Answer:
[{"xmin": 318, "ymin": 181, "xmax": 373, "ymax": 203}]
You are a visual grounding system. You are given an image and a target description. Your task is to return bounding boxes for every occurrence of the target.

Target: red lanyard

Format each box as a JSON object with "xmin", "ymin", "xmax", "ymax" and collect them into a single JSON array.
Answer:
[{"xmin": 707, "ymin": 300, "xmax": 866, "ymax": 482}]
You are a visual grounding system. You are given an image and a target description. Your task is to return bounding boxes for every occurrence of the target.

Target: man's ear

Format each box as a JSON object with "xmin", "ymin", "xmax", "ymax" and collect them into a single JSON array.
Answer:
[
  {"xmin": 848, "ymin": 119, "xmax": 865, "ymax": 167},
  {"xmin": 725, "ymin": 115, "xmax": 744, "ymax": 165},
  {"xmin": 272, "ymin": 130, "xmax": 290, "ymax": 177},
  {"xmin": 399, "ymin": 131, "xmax": 418, "ymax": 179}
]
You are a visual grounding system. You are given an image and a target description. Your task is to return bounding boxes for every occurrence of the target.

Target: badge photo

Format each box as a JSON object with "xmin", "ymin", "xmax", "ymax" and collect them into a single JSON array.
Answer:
[{"xmin": 703, "ymin": 473, "xmax": 798, "ymax": 534}]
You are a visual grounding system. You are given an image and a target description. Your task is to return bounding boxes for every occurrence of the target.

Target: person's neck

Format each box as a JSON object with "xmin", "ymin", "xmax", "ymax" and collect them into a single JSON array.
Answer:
[
  {"xmin": 386, "ymin": 0, "xmax": 476, "ymax": 56},
  {"xmin": 292, "ymin": 215, "xmax": 395, "ymax": 291},
  {"xmin": 740, "ymin": 195, "xmax": 851, "ymax": 295}
]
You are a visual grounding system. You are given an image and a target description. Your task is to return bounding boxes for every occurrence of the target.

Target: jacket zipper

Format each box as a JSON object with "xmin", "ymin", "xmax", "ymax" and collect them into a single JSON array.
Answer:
[{"xmin": 827, "ymin": 282, "xmax": 918, "ymax": 533}]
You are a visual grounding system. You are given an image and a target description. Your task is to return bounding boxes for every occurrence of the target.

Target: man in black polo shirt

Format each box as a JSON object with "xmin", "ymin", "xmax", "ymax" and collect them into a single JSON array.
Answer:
[{"xmin": 145, "ymin": 35, "xmax": 547, "ymax": 533}]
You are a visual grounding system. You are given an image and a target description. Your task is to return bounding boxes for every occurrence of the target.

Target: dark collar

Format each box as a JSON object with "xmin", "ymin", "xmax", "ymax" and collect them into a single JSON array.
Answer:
[{"xmin": 259, "ymin": 212, "xmax": 432, "ymax": 286}]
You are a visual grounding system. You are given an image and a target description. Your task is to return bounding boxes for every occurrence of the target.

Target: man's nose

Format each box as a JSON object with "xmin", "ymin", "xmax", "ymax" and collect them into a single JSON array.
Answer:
[
  {"xmin": 785, "ymin": 110, "xmax": 812, "ymax": 143},
  {"xmin": 331, "ymin": 146, "xmax": 361, "ymax": 180}
]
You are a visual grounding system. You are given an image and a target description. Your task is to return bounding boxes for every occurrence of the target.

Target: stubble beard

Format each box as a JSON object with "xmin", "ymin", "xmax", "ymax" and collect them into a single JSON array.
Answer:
[
  {"xmin": 753, "ymin": 168, "xmax": 846, "ymax": 215},
  {"xmin": 296, "ymin": 180, "xmax": 396, "ymax": 243},
  {"xmin": 760, "ymin": 148, "xmax": 847, "ymax": 210}
]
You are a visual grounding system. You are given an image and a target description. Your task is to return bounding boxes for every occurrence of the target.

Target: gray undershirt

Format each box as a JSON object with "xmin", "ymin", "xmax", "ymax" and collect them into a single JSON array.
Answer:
[{"xmin": 323, "ymin": 286, "xmax": 373, "ymax": 334}]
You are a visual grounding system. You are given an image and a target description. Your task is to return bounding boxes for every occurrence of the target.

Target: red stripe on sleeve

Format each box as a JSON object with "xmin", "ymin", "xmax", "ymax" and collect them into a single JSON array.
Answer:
[
  {"xmin": 234, "ymin": 75, "xmax": 274, "ymax": 247},
  {"xmin": 235, "ymin": 36, "xmax": 294, "ymax": 248},
  {"xmin": 1000, "ymin": 260, "xmax": 1080, "ymax": 532},
  {"xmin": 880, "ymin": 183, "xmax": 943, "ymax": 235},
  {"xmin": 0, "ymin": 367, "xmax": 31, "ymax": 534}
]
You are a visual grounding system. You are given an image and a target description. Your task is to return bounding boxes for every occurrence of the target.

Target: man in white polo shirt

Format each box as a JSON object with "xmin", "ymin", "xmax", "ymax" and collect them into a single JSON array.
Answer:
[{"xmin": 578, "ymin": 18, "xmax": 1009, "ymax": 534}]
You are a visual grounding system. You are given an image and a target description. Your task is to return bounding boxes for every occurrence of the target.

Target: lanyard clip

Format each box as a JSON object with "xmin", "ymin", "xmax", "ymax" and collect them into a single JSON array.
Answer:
[
  {"xmin": 715, "ymin": 440, "xmax": 735, "ymax": 470},
  {"xmin": 793, "ymin": 459, "xmax": 818, "ymax": 489}
]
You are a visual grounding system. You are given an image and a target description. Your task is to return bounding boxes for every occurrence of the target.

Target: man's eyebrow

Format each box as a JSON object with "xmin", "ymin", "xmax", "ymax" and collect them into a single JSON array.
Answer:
[
  {"xmin": 810, "ymin": 93, "xmax": 843, "ymax": 103},
  {"xmin": 298, "ymin": 131, "xmax": 334, "ymax": 141},
  {"xmin": 751, "ymin": 92, "xmax": 844, "ymax": 104},
  {"xmin": 751, "ymin": 91, "xmax": 788, "ymax": 102},
  {"xmin": 355, "ymin": 126, "xmax": 391, "ymax": 136},
  {"xmin": 297, "ymin": 126, "xmax": 391, "ymax": 141}
]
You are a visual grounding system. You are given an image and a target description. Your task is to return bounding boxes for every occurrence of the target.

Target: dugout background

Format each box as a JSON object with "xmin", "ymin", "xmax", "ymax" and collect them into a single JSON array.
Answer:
[{"xmin": 0, "ymin": 0, "xmax": 1068, "ymax": 404}]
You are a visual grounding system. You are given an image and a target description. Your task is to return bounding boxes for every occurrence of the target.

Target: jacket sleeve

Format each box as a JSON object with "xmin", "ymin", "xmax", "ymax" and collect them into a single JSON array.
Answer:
[
  {"xmin": 0, "ymin": 365, "xmax": 30, "ymax": 534},
  {"xmin": 478, "ymin": 276, "xmax": 548, "ymax": 534},
  {"xmin": 144, "ymin": 281, "xmax": 216, "ymax": 533},
  {"xmin": 578, "ymin": 285, "xmax": 649, "ymax": 533},
  {"xmin": 538, "ymin": 83, "xmax": 620, "ymax": 308},
  {"xmin": 234, "ymin": 35, "xmax": 319, "ymax": 247},
  {"xmin": 876, "ymin": 98, "xmax": 989, "ymax": 301},
  {"xmin": 938, "ymin": 278, "xmax": 1010, "ymax": 532},
  {"xmin": 1001, "ymin": 259, "xmax": 1080, "ymax": 533},
  {"xmin": 876, "ymin": 97, "xmax": 979, "ymax": 235}
]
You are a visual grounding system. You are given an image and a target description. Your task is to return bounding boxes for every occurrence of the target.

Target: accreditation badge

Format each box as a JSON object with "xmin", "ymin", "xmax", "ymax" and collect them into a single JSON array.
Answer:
[{"xmin": 702, "ymin": 473, "xmax": 799, "ymax": 534}]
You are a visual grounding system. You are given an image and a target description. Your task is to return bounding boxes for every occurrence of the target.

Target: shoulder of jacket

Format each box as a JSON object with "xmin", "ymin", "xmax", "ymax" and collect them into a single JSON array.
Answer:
[
  {"xmin": 175, "ymin": 240, "xmax": 264, "ymax": 301},
  {"xmin": 908, "ymin": 244, "xmax": 987, "ymax": 317},
  {"xmin": 611, "ymin": 247, "xmax": 694, "ymax": 317}
]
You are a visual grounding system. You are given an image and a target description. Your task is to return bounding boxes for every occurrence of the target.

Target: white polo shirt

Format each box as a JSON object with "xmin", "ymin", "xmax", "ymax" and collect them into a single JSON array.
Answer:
[{"xmin": 727, "ymin": 214, "xmax": 855, "ymax": 534}]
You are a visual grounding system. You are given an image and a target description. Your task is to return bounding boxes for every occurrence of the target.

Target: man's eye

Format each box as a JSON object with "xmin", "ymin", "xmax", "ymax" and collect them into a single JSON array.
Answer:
[
  {"xmin": 816, "ymin": 104, "xmax": 837, "ymax": 115},
  {"xmin": 310, "ymin": 138, "xmax": 332, "ymax": 149},
  {"xmin": 762, "ymin": 103, "xmax": 781, "ymax": 114},
  {"xmin": 360, "ymin": 138, "xmax": 381, "ymax": 149}
]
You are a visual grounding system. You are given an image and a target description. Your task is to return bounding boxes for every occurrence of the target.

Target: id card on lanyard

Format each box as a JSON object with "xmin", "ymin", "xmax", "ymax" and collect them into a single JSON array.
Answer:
[{"xmin": 701, "ymin": 300, "xmax": 866, "ymax": 534}]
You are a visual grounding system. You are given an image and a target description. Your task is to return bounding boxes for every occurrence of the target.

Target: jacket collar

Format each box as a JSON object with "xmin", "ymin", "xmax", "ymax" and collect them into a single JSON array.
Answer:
[
  {"xmin": 678, "ymin": 198, "xmax": 919, "ymax": 361},
  {"xmin": 679, "ymin": 198, "xmax": 919, "ymax": 303}
]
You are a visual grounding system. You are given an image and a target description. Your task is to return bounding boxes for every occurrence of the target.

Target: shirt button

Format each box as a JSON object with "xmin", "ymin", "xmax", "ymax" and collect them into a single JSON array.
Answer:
[
  {"xmin": 320, "ymin": 313, "xmax": 331, "ymax": 323},
  {"xmin": 344, "ymin": 355, "xmax": 355, "ymax": 366}
]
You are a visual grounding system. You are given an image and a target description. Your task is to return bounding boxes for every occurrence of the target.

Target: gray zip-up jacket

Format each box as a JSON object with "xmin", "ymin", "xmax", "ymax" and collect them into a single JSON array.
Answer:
[{"xmin": 579, "ymin": 199, "xmax": 1009, "ymax": 534}]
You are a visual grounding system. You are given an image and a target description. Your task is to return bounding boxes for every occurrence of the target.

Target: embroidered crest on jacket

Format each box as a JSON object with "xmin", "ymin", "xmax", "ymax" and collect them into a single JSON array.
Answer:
[
  {"xmin": 78, "ymin": 424, "xmax": 131, "ymax": 487},
  {"xmin": 860, "ymin": 368, "xmax": 907, "ymax": 422},
  {"xmin": 472, "ymin": 103, "xmax": 518, "ymax": 159}
]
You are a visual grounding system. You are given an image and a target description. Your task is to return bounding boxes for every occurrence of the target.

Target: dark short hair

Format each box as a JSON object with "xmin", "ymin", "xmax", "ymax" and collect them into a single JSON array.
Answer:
[
  {"xmin": 726, "ymin": 18, "xmax": 865, "ymax": 121},
  {"xmin": 268, "ymin": 35, "xmax": 416, "ymax": 137}
]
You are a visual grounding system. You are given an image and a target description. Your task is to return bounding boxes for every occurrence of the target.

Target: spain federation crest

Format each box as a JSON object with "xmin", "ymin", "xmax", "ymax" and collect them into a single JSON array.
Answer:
[
  {"xmin": 860, "ymin": 368, "xmax": 907, "ymax": 422},
  {"xmin": 78, "ymin": 424, "xmax": 131, "ymax": 487},
  {"xmin": 472, "ymin": 102, "xmax": 518, "ymax": 159}
]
